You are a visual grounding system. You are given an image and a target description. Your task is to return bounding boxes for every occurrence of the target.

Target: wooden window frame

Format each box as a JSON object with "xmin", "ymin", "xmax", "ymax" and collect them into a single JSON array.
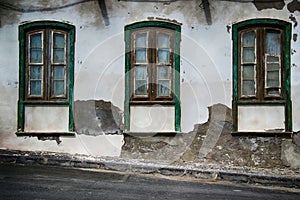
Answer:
[
  {"xmin": 130, "ymin": 28, "xmax": 175, "ymax": 103},
  {"xmin": 25, "ymin": 28, "xmax": 69, "ymax": 102},
  {"xmin": 232, "ymin": 19, "xmax": 292, "ymax": 133},
  {"xmin": 238, "ymin": 27, "xmax": 284, "ymax": 102}
]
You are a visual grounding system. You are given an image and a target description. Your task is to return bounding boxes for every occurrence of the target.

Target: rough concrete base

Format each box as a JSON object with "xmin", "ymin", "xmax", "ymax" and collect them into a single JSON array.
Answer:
[
  {"xmin": 0, "ymin": 149, "xmax": 299, "ymax": 189},
  {"xmin": 281, "ymin": 140, "xmax": 300, "ymax": 169}
]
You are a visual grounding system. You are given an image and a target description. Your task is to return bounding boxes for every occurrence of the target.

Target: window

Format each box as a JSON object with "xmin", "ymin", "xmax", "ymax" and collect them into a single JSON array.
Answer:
[
  {"xmin": 124, "ymin": 21, "xmax": 181, "ymax": 132},
  {"xmin": 18, "ymin": 21, "xmax": 75, "ymax": 132},
  {"xmin": 239, "ymin": 28, "xmax": 283, "ymax": 100},
  {"xmin": 131, "ymin": 28, "xmax": 174, "ymax": 102},
  {"xmin": 232, "ymin": 19, "xmax": 292, "ymax": 133}
]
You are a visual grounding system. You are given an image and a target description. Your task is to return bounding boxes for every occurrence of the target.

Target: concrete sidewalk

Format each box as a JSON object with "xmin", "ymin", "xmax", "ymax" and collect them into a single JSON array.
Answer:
[{"xmin": 0, "ymin": 149, "xmax": 299, "ymax": 188}]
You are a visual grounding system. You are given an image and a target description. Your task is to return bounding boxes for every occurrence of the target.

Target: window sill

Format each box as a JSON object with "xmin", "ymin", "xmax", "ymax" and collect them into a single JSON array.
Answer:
[
  {"xmin": 16, "ymin": 131, "xmax": 75, "ymax": 137},
  {"xmin": 23, "ymin": 101, "xmax": 69, "ymax": 105},
  {"xmin": 232, "ymin": 131, "xmax": 292, "ymax": 137},
  {"xmin": 130, "ymin": 101, "xmax": 175, "ymax": 105}
]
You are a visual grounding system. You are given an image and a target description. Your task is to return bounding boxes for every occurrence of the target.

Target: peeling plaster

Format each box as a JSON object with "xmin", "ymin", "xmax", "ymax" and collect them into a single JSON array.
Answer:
[
  {"xmin": 289, "ymin": 14, "xmax": 298, "ymax": 28},
  {"xmin": 252, "ymin": 0, "xmax": 285, "ymax": 11},
  {"xmin": 287, "ymin": 0, "xmax": 300, "ymax": 13}
]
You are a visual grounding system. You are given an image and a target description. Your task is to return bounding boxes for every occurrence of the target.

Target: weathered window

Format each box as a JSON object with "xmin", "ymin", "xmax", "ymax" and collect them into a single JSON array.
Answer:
[
  {"xmin": 18, "ymin": 21, "xmax": 75, "ymax": 133},
  {"xmin": 232, "ymin": 19, "xmax": 292, "ymax": 133},
  {"xmin": 26, "ymin": 29, "xmax": 68, "ymax": 101},
  {"xmin": 239, "ymin": 28, "xmax": 283, "ymax": 100},
  {"xmin": 131, "ymin": 28, "xmax": 174, "ymax": 102}
]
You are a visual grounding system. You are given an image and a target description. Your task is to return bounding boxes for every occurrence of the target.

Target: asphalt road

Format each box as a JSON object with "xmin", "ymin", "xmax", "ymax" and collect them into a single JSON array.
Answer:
[{"xmin": 0, "ymin": 163, "xmax": 299, "ymax": 200}]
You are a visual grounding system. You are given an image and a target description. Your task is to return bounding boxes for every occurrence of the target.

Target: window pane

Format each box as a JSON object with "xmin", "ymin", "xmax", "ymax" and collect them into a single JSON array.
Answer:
[
  {"xmin": 30, "ymin": 33, "xmax": 42, "ymax": 47},
  {"xmin": 158, "ymin": 66, "xmax": 170, "ymax": 79},
  {"xmin": 53, "ymin": 80, "xmax": 65, "ymax": 95},
  {"xmin": 136, "ymin": 49, "xmax": 147, "ymax": 63},
  {"xmin": 267, "ymin": 88, "xmax": 279, "ymax": 95},
  {"xmin": 243, "ymin": 47, "xmax": 255, "ymax": 63},
  {"xmin": 30, "ymin": 33, "xmax": 42, "ymax": 63},
  {"xmin": 242, "ymin": 65, "xmax": 255, "ymax": 80},
  {"xmin": 135, "ymin": 66, "xmax": 147, "ymax": 80},
  {"xmin": 53, "ymin": 33, "xmax": 65, "ymax": 48},
  {"xmin": 265, "ymin": 31, "xmax": 281, "ymax": 55},
  {"xmin": 158, "ymin": 80, "xmax": 170, "ymax": 96},
  {"xmin": 158, "ymin": 33, "xmax": 170, "ymax": 48},
  {"xmin": 30, "ymin": 80, "xmax": 42, "ymax": 95},
  {"xmin": 242, "ymin": 80, "xmax": 255, "ymax": 96},
  {"xmin": 136, "ymin": 33, "xmax": 147, "ymax": 47},
  {"xmin": 53, "ymin": 33, "xmax": 65, "ymax": 63},
  {"xmin": 53, "ymin": 49, "xmax": 65, "ymax": 63},
  {"xmin": 242, "ymin": 31, "xmax": 255, "ymax": 47},
  {"xmin": 30, "ymin": 66, "xmax": 42, "ymax": 79},
  {"xmin": 267, "ymin": 63, "xmax": 280, "ymax": 71},
  {"xmin": 266, "ymin": 55, "xmax": 280, "ymax": 62},
  {"xmin": 158, "ymin": 49, "xmax": 170, "ymax": 63},
  {"xmin": 267, "ymin": 71, "xmax": 279, "ymax": 87},
  {"xmin": 135, "ymin": 80, "xmax": 147, "ymax": 95}
]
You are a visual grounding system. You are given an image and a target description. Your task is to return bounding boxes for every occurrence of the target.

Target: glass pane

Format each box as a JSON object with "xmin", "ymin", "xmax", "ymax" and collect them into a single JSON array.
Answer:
[
  {"xmin": 53, "ymin": 33, "xmax": 65, "ymax": 48},
  {"xmin": 53, "ymin": 80, "xmax": 65, "ymax": 95},
  {"xmin": 30, "ymin": 80, "xmax": 42, "ymax": 95},
  {"xmin": 30, "ymin": 66, "xmax": 42, "ymax": 79},
  {"xmin": 136, "ymin": 49, "xmax": 147, "ymax": 63},
  {"xmin": 266, "ymin": 55, "xmax": 280, "ymax": 62},
  {"xmin": 242, "ymin": 80, "xmax": 255, "ymax": 96},
  {"xmin": 158, "ymin": 49, "xmax": 170, "ymax": 63},
  {"xmin": 135, "ymin": 66, "xmax": 147, "ymax": 80},
  {"xmin": 135, "ymin": 80, "xmax": 147, "ymax": 95},
  {"xmin": 136, "ymin": 33, "xmax": 147, "ymax": 48},
  {"xmin": 53, "ymin": 49, "xmax": 65, "ymax": 63},
  {"xmin": 267, "ymin": 63, "xmax": 280, "ymax": 71},
  {"xmin": 267, "ymin": 71, "xmax": 279, "ymax": 87},
  {"xmin": 242, "ymin": 65, "xmax": 254, "ymax": 80},
  {"xmin": 30, "ymin": 33, "xmax": 42, "ymax": 47},
  {"xmin": 243, "ymin": 47, "xmax": 255, "ymax": 63},
  {"xmin": 158, "ymin": 80, "xmax": 170, "ymax": 96},
  {"xmin": 267, "ymin": 88, "xmax": 279, "ymax": 95},
  {"xmin": 158, "ymin": 66, "xmax": 170, "ymax": 80},
  {"xmin": 53, "ymin": 66, "xmax": 65, "ymax": 79},
  {"xmin": 30, "ymin": 49, "xmax": 42, "ymax": 63},
  {"xmin": 158, "ymin": 33, "xmax": 170, "ymax": 48},
  {"xmin": 265, "ymin": 31, "xmax": 281, "ymax": 55},
  {"xmin": 242, "ymin": 31, "xmax": 255, "ymax": 47}
]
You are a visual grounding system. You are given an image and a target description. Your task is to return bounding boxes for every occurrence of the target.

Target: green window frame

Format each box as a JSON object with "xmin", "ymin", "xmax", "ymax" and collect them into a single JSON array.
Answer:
[
  {"xmin": 124, "ymin": 21, "xmax": 181, "ymax": 132},
  {"xmin": 232, "ymin": 19, "xmax": 292, "ymax": 133},
  {"xmin": 18, "ymin": 21, "xmax": 75, "ymax": 132}
]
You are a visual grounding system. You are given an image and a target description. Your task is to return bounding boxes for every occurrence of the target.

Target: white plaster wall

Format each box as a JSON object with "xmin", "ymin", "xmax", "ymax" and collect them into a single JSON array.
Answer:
[
  {"xmin": 238, "ymin": 106, "xmax": 285, "ymax": 132},
  {"xmin": 24, "ymin": 106, "xmax": 69, "ymax": 132},
  {"xmin": 130, "ymin": 106, "xmax": 175, "ymax": 132}
]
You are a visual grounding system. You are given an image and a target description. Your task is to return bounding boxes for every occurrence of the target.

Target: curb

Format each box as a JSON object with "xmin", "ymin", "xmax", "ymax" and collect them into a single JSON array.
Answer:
[{"xmin": 0, "ymin": 149, "xmax": 299, "ymax": 188}]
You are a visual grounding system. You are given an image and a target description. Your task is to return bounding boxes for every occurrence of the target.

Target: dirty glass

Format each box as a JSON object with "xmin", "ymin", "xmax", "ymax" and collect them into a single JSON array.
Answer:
[
  {"xmin": 30, "ymin": 33, "xmax": 42, "ymax": 63},
  {"xmin": 135, "ymin": 49, "xmax": 147, "ymax": 63},
  {"xmin": 158, "ymin": 33, "xmax": 170, "ymax": 48},
  {"xmin": 265, "ymin": 31, "xmax": 281, "ymax": 56},
  {"xmin": 266, "ymin": 55, "xmax": 280, "ymax": 95},
  {"xmin": 135, "ymin": 66, "xmax": 147, "ymax": 95},
  {"xmin": 242, "ymin": 65, "xmax": 255, "ymax": 96},
  {"xmin": 53, "ymin": 66, "xmax": 65, "ymax": 95},
  {"xmin": 242, "ymin": 32, "xmax": 255, "ymax": 63},
  {"xmin": 136, "ymin": 33, "xmax": 147, "ymax": 47},
  {"xmin": 53, "ymin": 33, "xmax": 65, "ymax": 63},
  {"xmin": 29, "ymin": 66, "xmax": 42, "ymax": 95},
  {"xmin": 158, "ymin": 49, "xmax": 170, "ymax": 63},
  {"xmin": 157, "ymin": 66, "xmax": 171, "ymax": 96}
]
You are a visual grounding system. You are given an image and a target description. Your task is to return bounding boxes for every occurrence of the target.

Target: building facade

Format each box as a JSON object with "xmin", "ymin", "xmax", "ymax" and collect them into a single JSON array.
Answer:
[{"xmin": 0, "ymin": 0, "xmax": 300, "ymax": 159}]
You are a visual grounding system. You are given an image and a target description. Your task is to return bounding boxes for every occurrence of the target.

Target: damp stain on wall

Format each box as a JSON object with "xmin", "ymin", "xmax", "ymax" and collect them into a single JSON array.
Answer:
[
  {"xmin": 252, "ymin": 0, "xmax": 285, "ymax": 11},
  {"xmin": 287, "ymin": 0, "xmax": 300, "ymax": 13}
]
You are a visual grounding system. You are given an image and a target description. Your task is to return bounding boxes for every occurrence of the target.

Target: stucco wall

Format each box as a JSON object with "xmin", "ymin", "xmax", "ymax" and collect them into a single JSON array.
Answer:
[{"xmin": 0, "ymin": 0, "xmax": 300, "ymax": 156}]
